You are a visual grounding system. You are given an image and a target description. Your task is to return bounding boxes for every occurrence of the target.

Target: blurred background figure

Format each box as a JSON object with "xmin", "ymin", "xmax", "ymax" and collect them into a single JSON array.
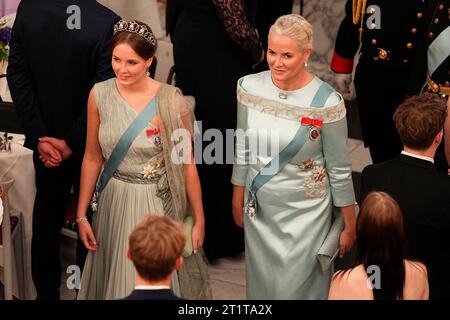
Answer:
[
  {"xmin": 446, "ymin": 98, "xmax": 450, "ymax": 170},
  {"xmin": 411, "ymin": 0, "xmax": 450, "ymax": 172},
  {"xmin": 254, "ymin": 0, "xmax": 294, "ymax": 72},
  {"xmin": 331, "ymin": 0, "xmax": 426, "ymax": 164},
  {"xmin": 124, "ymin": 215, "xmax": 185, "ymax": 300},
  {"xmin": 170, "ymin": 0, "xmax": 263, "ymax": 262},
  {"xmin": 360, "ymin": 94, "xmax": 450, "ymax": 300},
  {"xmin": 7, "ymin": 0, "xmax": 119, "ymax": 300},
  {"xmin": 329, "ymin": 191, "xmax": 429, "ymax": 300}
]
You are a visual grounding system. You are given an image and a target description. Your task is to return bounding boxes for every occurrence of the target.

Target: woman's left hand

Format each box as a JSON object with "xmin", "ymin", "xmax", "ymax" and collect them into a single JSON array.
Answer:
[
  {"xmin": 191, "ymin": 221, "xmax": 205, "ymax": 254},
  {"xmin": 339, "ymin": 227, "xmax": 356, "ymax": 258}
]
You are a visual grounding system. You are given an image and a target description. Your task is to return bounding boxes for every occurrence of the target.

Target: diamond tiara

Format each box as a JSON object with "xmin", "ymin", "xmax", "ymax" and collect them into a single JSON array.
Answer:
[{"xmin": 113, "ymin": 20, "xmax": 157, "ymax": 46}]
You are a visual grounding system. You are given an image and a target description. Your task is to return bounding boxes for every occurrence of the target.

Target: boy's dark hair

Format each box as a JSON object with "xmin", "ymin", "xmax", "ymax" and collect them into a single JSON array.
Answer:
[
  {"xmin": 129, "ymin": 215, "xmax": 185, "ymax": 281},
  {"xmin": 393, "ymin": 93, "xmax": 447, "ymax": 150}
]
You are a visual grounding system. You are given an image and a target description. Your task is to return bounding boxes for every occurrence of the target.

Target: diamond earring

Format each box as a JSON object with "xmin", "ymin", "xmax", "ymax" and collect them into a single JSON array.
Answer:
[{"xmin": 304, "ymin": 61, "xmax": 308, "ymax": 68}]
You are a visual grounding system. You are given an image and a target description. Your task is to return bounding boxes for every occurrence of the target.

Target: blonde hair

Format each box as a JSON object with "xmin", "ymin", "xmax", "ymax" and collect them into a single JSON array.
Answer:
[
  {"xmin": 269, "ymin": 14, "xmax": 313, "ymax": 50},
  {"xmin": 129, "ymin": 215, "xmax": 185, "ymax": 281}
]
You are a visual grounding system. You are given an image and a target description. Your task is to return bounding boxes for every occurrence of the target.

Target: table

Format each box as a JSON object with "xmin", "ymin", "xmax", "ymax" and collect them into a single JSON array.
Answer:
[
  {"xmin": 0, "ymin": 133, "xmax": 36, "ymax": 299},
  {"xmin": 0, "ymin": 12, "xmax": 16, "ymax": 103}
]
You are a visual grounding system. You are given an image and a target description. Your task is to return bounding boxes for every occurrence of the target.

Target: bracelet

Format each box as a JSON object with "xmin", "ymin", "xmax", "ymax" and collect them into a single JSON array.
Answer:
[{"xmin": 76, "ymin": 216, "xmax": 88, "ymax": 224}]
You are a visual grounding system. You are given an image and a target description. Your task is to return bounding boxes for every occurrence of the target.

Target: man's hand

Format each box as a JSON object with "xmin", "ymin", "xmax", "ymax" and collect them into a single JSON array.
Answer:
[
  {"xmin": 39, "ymin": 137, "xmax": 73, "ymax": 161},
  {"xmin": 334, "ymin": 73, "xmax": 354, "ymax": 101},
  {"xmin": 37, "ymin": 141, "xmax": 62, "ymax": 168}
]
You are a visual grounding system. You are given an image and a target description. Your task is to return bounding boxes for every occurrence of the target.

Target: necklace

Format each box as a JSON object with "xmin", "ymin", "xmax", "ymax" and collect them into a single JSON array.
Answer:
[{"xmin": 352, "ymin": 0, "xmax": 368, "ymax": 44}]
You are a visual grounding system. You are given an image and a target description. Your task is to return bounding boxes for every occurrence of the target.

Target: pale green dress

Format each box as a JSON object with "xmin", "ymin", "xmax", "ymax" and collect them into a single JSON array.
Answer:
[
  {"xmin": 232, "ymin": 71, "xmax": 355, "ymax": 299},
  {"xmin": 77, "ymin": 79, "xmax": 207, "ymax": 300}
]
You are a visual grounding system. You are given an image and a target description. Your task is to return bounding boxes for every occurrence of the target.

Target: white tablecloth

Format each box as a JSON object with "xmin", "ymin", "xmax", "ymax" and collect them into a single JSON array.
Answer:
[
  {"xmin": 0, "ymin": 133, "xmax": 36, "ymax": 299},
  {"xmin": 0, "ymin": 12, "xmax": 16, "ymax": 103}
]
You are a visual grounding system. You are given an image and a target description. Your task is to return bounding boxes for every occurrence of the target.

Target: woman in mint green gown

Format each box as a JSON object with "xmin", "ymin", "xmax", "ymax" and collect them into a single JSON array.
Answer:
[{"xmin": 231, "ymin": 14, "xmax": 357, "ymax": 299}]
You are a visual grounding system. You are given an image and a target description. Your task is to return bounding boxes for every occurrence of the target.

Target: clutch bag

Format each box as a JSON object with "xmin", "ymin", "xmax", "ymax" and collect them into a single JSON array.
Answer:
[
  {"xmin": 317, "ymin": 204, "xmax": 359, "ymax": 272},
  {"xmin": 182, "ymin": 215, "xmax": 194, "ymax": 257}
]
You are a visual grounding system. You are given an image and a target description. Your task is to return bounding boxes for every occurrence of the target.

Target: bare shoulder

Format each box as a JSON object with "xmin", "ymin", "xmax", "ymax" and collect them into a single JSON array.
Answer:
[
  {"xmin": 405, "ymin": 260, "xmax": 427, "ymax": 277},
  {"xmin": 404, "ymin": 260, "xmax": 429, "ymax": 300},
  {"xmin": 329, "ymin": 265, "xmax": 373, "ymax": 300}
]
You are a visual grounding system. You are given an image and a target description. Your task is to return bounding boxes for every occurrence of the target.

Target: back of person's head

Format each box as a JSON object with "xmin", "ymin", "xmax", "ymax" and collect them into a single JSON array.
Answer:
[
  {"xmin": 128, "ymin": 215, "xmax": 185, "ymax": 282},
  {"xmin": 111, "ymin": 20, "xmax": 158, "ymax": 59},
  {"xmin": 393, "ymin": 93, "xmax": 447, "ymax": 150},
  {"xmin": 269, "ymin": 14, "xmax": 313, "ymax": 50},
  {"xmin": 358, "ymin": 192, "xmax": 405, "ymax": 300}
]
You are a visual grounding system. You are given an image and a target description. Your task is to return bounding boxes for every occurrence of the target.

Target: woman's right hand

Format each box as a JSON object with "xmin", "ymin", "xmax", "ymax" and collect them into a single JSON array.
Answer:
[
  {"xmin": 78, "ymin": 220, "xmax": 98, "ymax": 251},
  {"xmin": 232, "ymin": 185, "xmax": 245, "ymax": 228}
]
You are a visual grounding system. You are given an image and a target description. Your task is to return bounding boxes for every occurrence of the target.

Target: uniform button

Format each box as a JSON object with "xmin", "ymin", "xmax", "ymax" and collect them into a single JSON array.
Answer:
[
  {"xmin": 429, "ymin": 32, "xmax": 434, "ymax": 38},
  {"xmin": 379, "ymin": 49, "xmax": 388, "ymax": 59},
  {"xmin": 371, "ymin": 22, "xmax": 376, "ymax": 29},
  {"xmin": 411, "ymin": 28, "xmax": 417, "ymax": 34},
  {"xmin": 407, "ymin": 42, "xmax": 413, "ymax": 49},
  {"xmin": 403, "ymin": 59, "xmax": 408, "ymax": 63},
  {"xmin": 431, "ymin": 82, "xmax": 440, "ymax": 92},
  {"xmin": 434, "ymin": 18, "xmax": 439, "ymax": 24},
  {"xmin": 417, "ymin": 12, "xmax": 423, "ymax": 18},
  {"xmin": 371, "ymin": 39, "xmax": 377, "ymax": 45}
]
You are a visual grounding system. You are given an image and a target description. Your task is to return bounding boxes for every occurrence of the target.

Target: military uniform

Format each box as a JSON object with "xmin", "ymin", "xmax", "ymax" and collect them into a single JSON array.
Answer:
[{"xmin": 331, "ymin": 0, "xmax": 426, "ymax": 164}]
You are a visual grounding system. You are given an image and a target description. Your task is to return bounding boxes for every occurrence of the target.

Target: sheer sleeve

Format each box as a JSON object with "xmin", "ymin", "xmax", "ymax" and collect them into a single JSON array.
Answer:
[
  {"xmin": 174, "ymin": 91, "xmax": 196, "ymax": 141},
  {"xmin": 212, "ymin": 0, "xmax": 263, "ymax": 66}
]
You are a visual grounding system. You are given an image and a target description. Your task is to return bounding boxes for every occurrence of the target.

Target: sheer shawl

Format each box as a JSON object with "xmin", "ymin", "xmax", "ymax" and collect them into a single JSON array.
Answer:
[{"xmin": 157, "ymin": 83, "xmax": 212, "ymax": 299}]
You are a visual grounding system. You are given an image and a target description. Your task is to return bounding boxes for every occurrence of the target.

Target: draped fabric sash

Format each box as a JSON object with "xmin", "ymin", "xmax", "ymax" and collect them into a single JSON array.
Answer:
[
  {"xmin": 93, "ymin": 98, "xmax": 157, "ymax": 206},
  {"xmin": 428, "ymin": 26, "xmax": 450, "ymax": 77}
]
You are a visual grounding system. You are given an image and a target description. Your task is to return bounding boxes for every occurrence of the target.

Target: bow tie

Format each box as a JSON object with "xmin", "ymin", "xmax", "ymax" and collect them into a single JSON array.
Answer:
[
  {"xmin": 146, "ymin": 128, "xmax": 161, "ymax": 136},
  {"xmin": 300, "ymin": 117, "xmax": 323, "ymax": 128}
]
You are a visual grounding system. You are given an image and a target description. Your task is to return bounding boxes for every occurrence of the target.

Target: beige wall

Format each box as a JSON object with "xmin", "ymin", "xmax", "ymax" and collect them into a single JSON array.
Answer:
[
  {"xmin": 97, "ymin": 0, "xmax": 164, "ymax": 38},
  {"xmin": 300, "ymin": 0, "xmax": 347, "ymax": 83}
]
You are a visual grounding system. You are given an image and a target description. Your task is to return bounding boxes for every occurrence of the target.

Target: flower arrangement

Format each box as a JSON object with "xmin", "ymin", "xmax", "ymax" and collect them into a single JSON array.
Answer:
[{"xmin": 0, "ymin": 21, "xmax": 12, "ymax": 63}]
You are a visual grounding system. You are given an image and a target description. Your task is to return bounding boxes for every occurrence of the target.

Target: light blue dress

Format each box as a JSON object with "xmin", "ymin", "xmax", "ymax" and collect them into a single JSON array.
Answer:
[{"xmin": 232, "ymin": 71, "xmax": 355, "ymax": 299}]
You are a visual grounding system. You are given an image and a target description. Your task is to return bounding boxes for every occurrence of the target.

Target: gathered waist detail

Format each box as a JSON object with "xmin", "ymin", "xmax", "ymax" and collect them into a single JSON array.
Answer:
[{"xmin": 113, "ymin": 170, "xmax": 159, "ymax": 184}]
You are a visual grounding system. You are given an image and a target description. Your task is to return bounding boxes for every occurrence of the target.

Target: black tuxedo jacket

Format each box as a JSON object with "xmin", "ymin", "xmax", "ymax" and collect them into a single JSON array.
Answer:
[
  {"xmin": 123, "ymin": 289, "xmax": 182, "ymax": 300},
  {"xmin": 7, "ymin": 0, "xmax": 120, "ymax": 152},
  {"xmin": 361, "ymin": 154, "xmax": 450, "ymax": 300}
]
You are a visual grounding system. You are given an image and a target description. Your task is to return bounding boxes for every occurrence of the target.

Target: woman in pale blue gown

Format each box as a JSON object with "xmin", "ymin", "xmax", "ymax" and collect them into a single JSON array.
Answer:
[
  {"xmin": 75, "ymin": 20, "xmax": 210, "ymax": 300},
  {"xmin": 231, "ymin": 14, "xmax": 357, "ymax": 299}
]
